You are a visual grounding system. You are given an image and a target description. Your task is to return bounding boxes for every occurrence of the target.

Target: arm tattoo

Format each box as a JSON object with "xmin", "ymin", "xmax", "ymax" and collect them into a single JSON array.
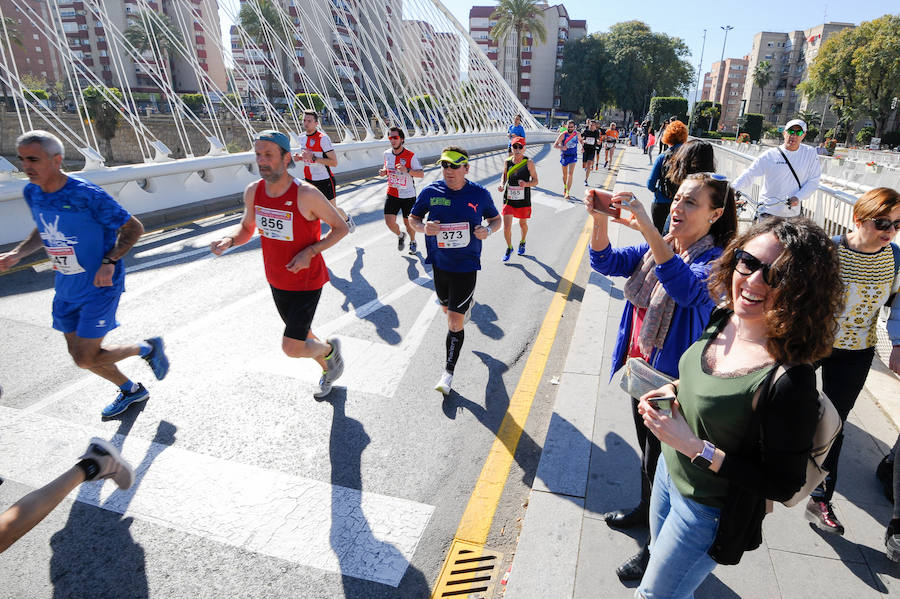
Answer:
[{"xmin": 108, "ymin": 218, "xmax": 144, "ymax": 260}]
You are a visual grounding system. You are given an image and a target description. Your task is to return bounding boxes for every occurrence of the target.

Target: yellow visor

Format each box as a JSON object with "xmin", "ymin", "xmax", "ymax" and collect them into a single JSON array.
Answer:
[{"xmin": 437, "ymin": 150, "xmax": 468, "ymax": 166}]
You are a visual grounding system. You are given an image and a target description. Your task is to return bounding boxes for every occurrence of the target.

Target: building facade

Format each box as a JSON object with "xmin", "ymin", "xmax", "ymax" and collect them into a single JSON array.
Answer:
[{"xmin": 701, "ymin": 56, "xmax": 748, "ymax": 131}]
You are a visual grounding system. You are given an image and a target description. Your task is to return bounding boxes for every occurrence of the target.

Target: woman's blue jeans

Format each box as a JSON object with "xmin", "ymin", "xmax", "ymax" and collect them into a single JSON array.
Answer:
[{"xmin": 636, "ymin": 458, "xmax": 721, "ymax": 599}]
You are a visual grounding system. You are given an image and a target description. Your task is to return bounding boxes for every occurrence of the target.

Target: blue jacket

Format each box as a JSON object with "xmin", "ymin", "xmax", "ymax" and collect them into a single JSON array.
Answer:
[
  {"xmin": 590, "ymin": 242, "xmax": 722, "ymax": 380},
  {"xmin": 647, "ymin": 143, "xmax": 681, "ymax": 204}
]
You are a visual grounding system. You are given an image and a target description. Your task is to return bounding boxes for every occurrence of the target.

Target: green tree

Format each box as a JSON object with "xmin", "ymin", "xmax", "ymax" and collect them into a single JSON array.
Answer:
[
  {"xmin": 690, "ymin": 101, "xmax": 721, "ymax": 134},
  {"xmin": 802, "ymin": 15, "xmax": 900, "ymax": 136},
  {"xmin": 180, "ymin": 93, "xmax": 205, "ymax": 115},
  {"xmin": 123, "ymin": 10, "xmax": 183, "ymax": 89},
  {"xmin": 649, "ymin": 97, "xmax": 688, "ymax": 129},
  {"xmin": 700, "ymin": 104, "xmax": 721, "ymax": 132},
  {"xmin": 751, "ymin": 60, "xmax": 772, "ymax": 115},
  {"xmin": 558, "ymin": 35, "xmax": 613, "ymax": 115},
  {"xmin": 238, "ymin": 0, "xmax": 291, "ymax": 100},
  {"xmin": 294, "ymin": 92, "xmax": 325, "ymax": 113},
  {"xmin": 856, "ymin": 125, "xmax": 876, "ymax": 146},
  {"xmin": 489, "ymin": 0, "xmax": 547, "ymax": 103},
  {"xmin": 82, "ymin": 86, "xmax": 124, "ymax": 162}
]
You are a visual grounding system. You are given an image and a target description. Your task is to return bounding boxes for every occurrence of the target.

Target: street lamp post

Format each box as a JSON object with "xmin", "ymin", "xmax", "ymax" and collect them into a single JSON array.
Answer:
[
  {"xmin": 718, "ymin": 25, "xmax": 733, "ymax": 130},
  {"xmin": 690, "ymin": 29, "xmax": 707, "ymax": 133}
]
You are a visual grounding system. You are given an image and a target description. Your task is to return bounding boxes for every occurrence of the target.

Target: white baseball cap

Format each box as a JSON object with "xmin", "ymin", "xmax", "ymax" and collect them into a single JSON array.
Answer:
[{"xmin": 784, "ymin": 119, "xmax": 807, "ymax": 132}]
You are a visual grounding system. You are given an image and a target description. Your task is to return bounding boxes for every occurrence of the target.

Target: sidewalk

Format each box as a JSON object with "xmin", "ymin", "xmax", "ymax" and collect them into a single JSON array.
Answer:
[{"xmin": 503, "ymin": 145, "xmax": 900, "ymax": 598}]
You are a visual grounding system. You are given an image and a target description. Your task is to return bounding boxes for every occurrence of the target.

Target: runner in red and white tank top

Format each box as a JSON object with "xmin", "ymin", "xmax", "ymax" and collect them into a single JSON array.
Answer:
[
  {"xmin": 211, "ymin": 130, "xmax": 350, "ymax": 398},
  {"xmin": 378, "ymin": 127, "xmax": 424, "ymax": 255}
]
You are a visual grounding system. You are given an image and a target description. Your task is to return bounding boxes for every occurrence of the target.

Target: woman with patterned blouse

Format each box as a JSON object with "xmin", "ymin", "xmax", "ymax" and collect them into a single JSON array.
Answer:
[{"xmin": 806, "ymin": 187, "xmax": 900, "ymax": 536}]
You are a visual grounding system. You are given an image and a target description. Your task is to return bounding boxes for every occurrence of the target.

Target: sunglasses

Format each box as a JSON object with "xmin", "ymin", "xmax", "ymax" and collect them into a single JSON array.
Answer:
[
  {"xmin": 388, "ymin": 135, "xmax": 401, "ymax": 140},
  {"xmin": 440, "ymin": 161, "xmax": 464, "ymax": 169},
  {"xmin": 785, "ymin": 129, "xmax": 804, "ymax": 136},
  {"xmin": 733, "ymin": 249, "xmax": 781, "ymax": 286},
  {"xmin": 866, "ymin": 217, "xmax": 900, "ymax": 231},
  {"xmin": 512, "ymin": 144, "xmax": 524, "ymax": 149}
]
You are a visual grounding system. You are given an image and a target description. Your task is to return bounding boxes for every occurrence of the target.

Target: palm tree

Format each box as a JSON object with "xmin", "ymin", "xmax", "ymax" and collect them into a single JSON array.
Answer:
[
  {"xmin": 752, "ymin": 60, "xmax": 772, "ymax": 115},
  {"xmin": 238, "ymin": 0, "xmax": 291, "ymax": 101},
  {"xmin": 123, "ymin": 10, "xmax": 183, "ymax": 90},
  {"xmin": 797, "ymin": 108, "xmax": 821, "ymax": 128},
  {"xmin": 490, "ymin": 0, "xmax": 547, "ymax": 105}
]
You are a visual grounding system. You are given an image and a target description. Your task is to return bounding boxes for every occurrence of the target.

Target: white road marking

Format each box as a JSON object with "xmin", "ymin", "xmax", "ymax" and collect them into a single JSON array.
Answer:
[{"xmin": 0, "ymin": 407, "xmax": 434, "ymax": 587}]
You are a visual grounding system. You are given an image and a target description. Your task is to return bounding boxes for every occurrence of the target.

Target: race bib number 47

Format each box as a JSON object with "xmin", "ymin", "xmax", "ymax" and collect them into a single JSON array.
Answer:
[
  {"xmin": 45, "ymin": 245, "xmax": 85, "ymax": 275},
  {"xmin": 437, "ymin": 222, "xmax": 470, "ymax": 249},
  {"xmin": 256, "ymin": 207, "xmax": 294, "ymax": 241}
]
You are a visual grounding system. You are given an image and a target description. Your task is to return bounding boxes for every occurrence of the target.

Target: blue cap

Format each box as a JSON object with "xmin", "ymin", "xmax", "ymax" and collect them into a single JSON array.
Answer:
[{"xmin": 255, "ymin": 130, "xmax": 291, "ymax": 152}]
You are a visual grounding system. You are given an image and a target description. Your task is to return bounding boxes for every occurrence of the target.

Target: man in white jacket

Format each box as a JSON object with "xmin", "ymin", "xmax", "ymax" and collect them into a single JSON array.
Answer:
[{"xmin": 733, "ymin": 118, "xmax": 821, "ymax": 219}]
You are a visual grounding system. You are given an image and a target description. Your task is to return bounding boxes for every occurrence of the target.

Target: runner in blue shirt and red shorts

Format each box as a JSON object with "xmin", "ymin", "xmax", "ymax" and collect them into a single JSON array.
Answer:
[{"xmin": 554, "ymin": 120, "xmax": 581, "ymax": 200}]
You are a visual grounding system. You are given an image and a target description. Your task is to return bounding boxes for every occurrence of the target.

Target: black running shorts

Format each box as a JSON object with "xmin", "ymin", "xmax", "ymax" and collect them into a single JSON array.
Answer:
[
  {"xmin": 384, "ymin": 194, "xmax": 415, "ymax": 218},
  {"xmin": 270, "ymin": 286, "xmax": 323, "ymax": 340},
  {"xmin": 306, "ymin": 176, "xmax": 336, "ymax": 201},
  {"xmin": 432, "ymin": 266, "xmax": 477, "ymax": 314},
  {"xmin": 582, "ymin": 146, "xmax": 596, "ymax": 164}
]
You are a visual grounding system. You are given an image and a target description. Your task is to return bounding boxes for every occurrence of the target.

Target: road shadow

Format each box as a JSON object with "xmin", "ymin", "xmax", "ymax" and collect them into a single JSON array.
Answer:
[
  {"xmin": 503, "ymin": 254, "xmax": 561, "ymax": 293},
  {"xmin": 49, "ymin": 411, "xmax": 177, "ymax": 599},
  {"xmin": 323, "ymin": 390, "xmax": 431, "ymax": 598},
  {"xmin": 329, "ymin": 247, "xmax": 401, "ymax": 345}
]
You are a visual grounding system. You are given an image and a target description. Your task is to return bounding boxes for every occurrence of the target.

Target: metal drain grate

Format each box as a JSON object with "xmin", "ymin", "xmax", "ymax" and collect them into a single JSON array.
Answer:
[{"xmin": 432, "ymin": 540, "xmax": 504, "ymax": 599}]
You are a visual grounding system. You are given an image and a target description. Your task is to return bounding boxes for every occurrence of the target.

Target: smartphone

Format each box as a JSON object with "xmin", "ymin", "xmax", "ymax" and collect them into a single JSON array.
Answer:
[
  {"xmin": 590, "ymin": 190, "xmax": 621, "ymax": 218},
  {"xmin": 647, "ymin": 395, "xmax": 675, "ymax": 417}
]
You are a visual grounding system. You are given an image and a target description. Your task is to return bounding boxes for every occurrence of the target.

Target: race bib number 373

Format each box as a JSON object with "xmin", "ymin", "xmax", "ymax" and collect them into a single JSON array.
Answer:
[
  {"xmin": 256, "ymin": 207, "xmax": 294, "ymax": 241},
  {"xmin": 437, "ymin": 222, "xmax": 470, "ymax": 249}
]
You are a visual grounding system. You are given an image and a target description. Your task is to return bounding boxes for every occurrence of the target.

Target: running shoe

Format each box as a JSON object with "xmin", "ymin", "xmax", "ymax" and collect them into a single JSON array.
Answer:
[
  {"xmin": 584, "ymin": 179, "xmax": 588, "ymax": 186},
  {"xmin": 314, "ymin": 337, "xmax": 345, "ymax": 398},
  {"xmin": 143, "ymin": 337, "xmax": 169, "ymax": 380},
  {"xmin": 78, "ymin": 437, "xmax": 135, "ymax": 490},
  {"xmin": 502, "ymin": 247, "xmax": 512, "ymax": 262},
  {"xmin": 345, "ymin": 213, "xmax": 357, "ymax": 234},
  {"xmin": 101, "ymin": 383, "xmax": 149, "ymax": 418},
  {"xmin": 408, "ymin": 241, "xmax": 417, "ymax": 255},
  {"xmin": 517, "ymin": 241, "xmax": 526, "ymax": 256},
  {"xmin": 887, "ymin": 519, "xmax": 900, "ymax": 562},
  {"xmin": 397, "ymin": 232, "xmax": 406, "ymax": 251},
  {"xmin": 435, "ymin": 371, "xmax": 453, "ymax": 395},
  {"xmin": 805, "ymin": 498, "xmax": 845, "ymax": 535},
  {"xmin": 314, "ymin": 372, "xmax": 333, "ymax": 398},
  {"xmin": 464, "ymin": 302, "xmax": 473, "ymax": 325}
]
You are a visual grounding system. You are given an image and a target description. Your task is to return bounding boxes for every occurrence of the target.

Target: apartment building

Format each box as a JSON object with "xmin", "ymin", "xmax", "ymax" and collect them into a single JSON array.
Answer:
[
  {"xmin": 1, "ymin": 0, "xmax": 227, "ymax": 95},
  {"xmin": 400, "ymin": 21, "xmax": 459, "ymax": 96},
  {"xmin": 741, "ymin": 22, "xmax": 854, "ymax": 131},
  {"xmin": 468, "ymin": 3, "xmax": 586, "ymax": 114},
  {"xmin": 701, "ymin": 56, "xmax": 748, "ymax": 131}
]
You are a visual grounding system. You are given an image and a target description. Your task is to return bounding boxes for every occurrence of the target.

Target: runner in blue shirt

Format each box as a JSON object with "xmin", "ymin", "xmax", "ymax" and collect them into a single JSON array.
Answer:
[
  {"xmin": 507, "ymin": 115, "xmax": 526, "ymax": 154},
  {"xmin": 410, "ymin": 146, "xmax": 501, "ymax": 395},
  {"xmin": 0, "ymin": 130, "xmax": 170, "ymax": 418},
  {"xmin": 554, "ymin": 120, "xmax": 581, "ymax": 200}
]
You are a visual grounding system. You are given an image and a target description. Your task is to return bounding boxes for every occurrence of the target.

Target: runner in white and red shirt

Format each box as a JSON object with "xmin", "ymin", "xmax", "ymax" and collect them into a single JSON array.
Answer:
[
  {"xmin": 378, "ymin": 126, "xmax": 424, "ymax": 255},
  {"xmin": 293, "ymin": 110, "xmax": 356, "ymax": 233}
]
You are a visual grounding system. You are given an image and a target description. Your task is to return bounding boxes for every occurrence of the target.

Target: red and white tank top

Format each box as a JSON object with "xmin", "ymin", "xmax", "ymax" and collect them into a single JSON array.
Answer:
[
  {"xmin": 298, "ymin": 130, "xmax": 334, "ymax": 181},
  {"xmin": 384, "ymin": 148, "xmax": 422, "ymax": 199},
  {"xmin": 254, "ymin": 178, "xmax": 329, "ymax": 291}
]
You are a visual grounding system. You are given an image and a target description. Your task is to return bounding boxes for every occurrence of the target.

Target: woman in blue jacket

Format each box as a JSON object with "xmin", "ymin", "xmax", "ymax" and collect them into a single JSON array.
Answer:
[{"xmin": 584, "ymin": 173, "xmax": 737, "ymax": 581}]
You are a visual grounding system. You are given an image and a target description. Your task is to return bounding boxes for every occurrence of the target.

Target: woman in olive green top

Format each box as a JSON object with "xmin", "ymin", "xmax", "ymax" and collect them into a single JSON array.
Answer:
[{"xmin": 634, "ymin": 218, "xmax": 843, "ymax": 599}]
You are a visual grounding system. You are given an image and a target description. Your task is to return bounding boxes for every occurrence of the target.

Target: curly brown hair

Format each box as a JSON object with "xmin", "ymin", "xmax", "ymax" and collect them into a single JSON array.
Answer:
[
  {"xmin": 661, "ymin": 120, "xmax": 688, "ymax": 145},
  {"xmin": 707, "ymin": 217, "xmax": 843, "ymax": 364}
]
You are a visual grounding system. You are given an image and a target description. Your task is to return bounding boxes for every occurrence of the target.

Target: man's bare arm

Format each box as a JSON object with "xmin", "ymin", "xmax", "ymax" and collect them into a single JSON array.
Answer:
[
  {"xmin": 0, "ymin": 228, "xmax": 43, "ymax": 271},
  {"xmin": 106, "ymin": 216, "xmax": 145, "ymax": 262},
  {"xmin": 210, "ymin": 183, "xmax": 258, "ymax": 255}
]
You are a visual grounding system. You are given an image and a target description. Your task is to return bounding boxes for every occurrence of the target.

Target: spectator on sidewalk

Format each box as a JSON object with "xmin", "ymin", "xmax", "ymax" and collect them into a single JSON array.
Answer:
[
  {"xmin": 635, "ymin": 217, "xmax": 842, "ymax": 599},
  {"xmin": 806, "ymin": 187, "xmax": 900, "ymax": 535},
  {"xmin": 647, "ymin": 121, "xmax": 689, "ymax": 233},
  {"xmin": 640, "ymin": 119, "xmax": 651, "ymax": 154},
  {"xmin": 583, "ymin": 173, "xmax": 737, "ymax": 581},
  {"xmin": 647, "ymin": 129, "xmax": 656, "ymax": 164},
  {"xmin": 732, "ymin": 119, "xmax": 822, "ymax": 220}
]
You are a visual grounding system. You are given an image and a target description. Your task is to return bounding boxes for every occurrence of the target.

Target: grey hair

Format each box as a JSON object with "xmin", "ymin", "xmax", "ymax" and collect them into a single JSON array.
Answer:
[{"xmin": 16, "ymin": 130, "xmax": 65, "ymax": 159}]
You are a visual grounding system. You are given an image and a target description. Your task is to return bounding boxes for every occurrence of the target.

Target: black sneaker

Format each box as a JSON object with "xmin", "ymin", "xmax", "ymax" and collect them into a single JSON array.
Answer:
[
  {"xmin": 876, "ymin": 454, "xmax": 894, "ymax": 502},
  {"xmin": 397, "ymin": 232, "xmax": 406, "ymax": 251},
  {"xmin": 408, "ymin": 240, "xmax": 417, "ymax": 255},
  {"xmin": 805, "ymin": 498, "xmax": 845, "ymax": 535}
]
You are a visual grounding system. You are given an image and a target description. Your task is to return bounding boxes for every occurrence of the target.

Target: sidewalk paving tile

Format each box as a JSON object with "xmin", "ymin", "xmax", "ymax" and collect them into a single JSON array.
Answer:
[{"xmin": 769, "ymin": 549, "xmax": 887, "ymax": 598}]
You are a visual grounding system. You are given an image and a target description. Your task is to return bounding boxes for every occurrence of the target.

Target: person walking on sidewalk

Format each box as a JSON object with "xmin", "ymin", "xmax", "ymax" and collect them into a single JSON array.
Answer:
[
  {"xmin": 378, "ymin": 127, "xmax": 424, "ymax": 255},
  {"xmin": 553, "ymin": 121, "xmax": 581, "ymax": 199},
  {"xmin": 497, "ymin": 136, "xmax": 538, "ymax": 262},
  {"xmin": 409, "ymin": 146, "xmax": 501, "ymax": 395},
  {"xmin": 647, "ymin": 121, "xmax": 688, "ymax": 233},
  {"xmin": 805, "ymin": 187, "xmax": 900, "ymax": 535},
  {"xmin": 732, "ymin": 119, "xmax": 821, "ymax": 220},
  {"xmin": 635, "ymin": 217, "xmax": 842, "ymax": 598},
  {"xmin": 210, "ymin": 130, "xmax": 348, "ymax": 398},
  {"xmin": 583, "ymin": 173, "xmax": 737, "ymax": 581},
  {"xmin": 0, "ymin": 130, "xmax": 169, "ymax": 419},
  {"xmin": 646, "ymin": 129, "xmax": 656, "ymax": 164}
]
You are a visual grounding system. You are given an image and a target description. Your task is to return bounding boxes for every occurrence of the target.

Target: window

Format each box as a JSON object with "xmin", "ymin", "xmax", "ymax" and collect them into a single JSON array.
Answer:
[
  {"xmin": 59, "ymin": 9, "xmax": 76, "ymax": 17},
  {"xmin": 520, "ymin": 85, "xmax": 529, "ymax": 92},
  {"xmin": 35, "ymin": 45, "xmax": 42, "ymax": 52},
  {"xmin": 521, "ymin": 59, "xmax": 530, "ymax": 66},
  {"xmin": 38, "ymin": 58, "xmax": 44, "ymax": 64},
  {"xmin": 62, "ymin": 22, "xmax": 78, "ymax": 32},
  {"xmin": 554, "ymin": 98, "xmax": 561, "ymax": 107},
  {"xmin": 33, "ymin": 33, "xmax": 39, "ymax": 40},
  {"xmin": 99, "ymin": 50, "xmax": 107, "ymax": 56}
]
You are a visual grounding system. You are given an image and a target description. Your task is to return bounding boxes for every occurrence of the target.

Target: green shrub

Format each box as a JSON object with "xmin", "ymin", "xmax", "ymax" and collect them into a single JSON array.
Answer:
[
  {"xmin": 739, "ymin": 113, "xmax": 765, "ymax": 142},
  {"xmin": 649, "ymin": 97, "xmax": 688, "ymax": 129},
  {"xmin": 856, "ymin": 125, "xmax": 876, "ymax": 146}
]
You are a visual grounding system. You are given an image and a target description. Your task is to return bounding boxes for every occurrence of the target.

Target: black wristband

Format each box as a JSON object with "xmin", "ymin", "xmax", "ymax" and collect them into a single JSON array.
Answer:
[
  {"xmin": 101, "ymin": 257, "xmax": 118, "ymax": 265},
  {"xmin": 76, "ymin": 458, "xmax": 100, "ymax": 481}
]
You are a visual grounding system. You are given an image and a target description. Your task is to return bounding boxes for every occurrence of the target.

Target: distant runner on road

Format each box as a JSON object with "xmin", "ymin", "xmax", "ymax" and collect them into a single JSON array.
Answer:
[
  {"xmin": 378, "ymin": 126, "xmax": 424, "ymax": 255},
  {"xmin": 581, "ymin": 120, "xmax": 600, "ymax": 185},
  {"xmin": 497, "ymin": 136, "xmax": 538, "ymax": 262},
  {"xmin": 0, "ymin": 130, "xmax": 169, "ymax": 418},
  {"xmin": 507, "ymin": 114, "xmax": 526, "ymax": 154},
  {"xmin": 603, "ymin": 122, "xmax": 619, "ymax": 168},
  {"xmin": 409, "ymin": 146, "xmax": 501, "ymax": 395},
  {"xmin": 210, "ymin": 130, "xmax": 349, "ymax": 398},
  {"xmin": 554, "ymin": 120, "xmax": 581, "ymax": 200}
]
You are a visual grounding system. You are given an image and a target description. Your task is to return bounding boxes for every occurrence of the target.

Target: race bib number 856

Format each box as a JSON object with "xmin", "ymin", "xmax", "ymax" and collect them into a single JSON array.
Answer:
[{"xmin": 256, "ymin": 207, "xmax": 294, "ymax": 241}]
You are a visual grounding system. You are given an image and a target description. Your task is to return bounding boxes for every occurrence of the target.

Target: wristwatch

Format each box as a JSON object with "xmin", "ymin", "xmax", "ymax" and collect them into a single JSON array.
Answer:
[
  {"xmin": 101, "ymin": 257, "xmax": 118, "ymax": 265},
  {"xmin": 691, "ymin": 440, "xmax": 716, "ymax": 470}
]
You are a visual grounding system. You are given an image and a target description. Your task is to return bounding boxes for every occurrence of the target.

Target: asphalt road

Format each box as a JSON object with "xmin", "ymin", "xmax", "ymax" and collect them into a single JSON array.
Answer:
[{"xmin": 0, "ymin": 143, "xmax": 615, "ymax": 598}]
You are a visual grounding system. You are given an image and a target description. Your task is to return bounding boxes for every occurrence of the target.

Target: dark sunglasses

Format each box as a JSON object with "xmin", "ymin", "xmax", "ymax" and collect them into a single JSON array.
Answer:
[
  {"xmin": 512, "ymin": 144, "xmax": 524, "ymax": 149},
  {"xmin": 440, "ymin": 161, "xmax": 463, "ymax": 169},
  {"xmin": 866, "ymin": 217, "xmax": 900, "ymax": 232},
  {"xmin": 733, "ymin": 249, "xmax": 781, "ymax": 286},
  {"xmin": 388, "ymin": 135, "xmax": 401, "ymax": 140}
]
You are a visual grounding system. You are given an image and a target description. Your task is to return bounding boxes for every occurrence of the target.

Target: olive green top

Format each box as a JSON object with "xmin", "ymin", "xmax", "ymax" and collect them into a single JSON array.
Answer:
[{"xmin": 661, "ymin": 314, "xmax": 775, "ymax": 508}]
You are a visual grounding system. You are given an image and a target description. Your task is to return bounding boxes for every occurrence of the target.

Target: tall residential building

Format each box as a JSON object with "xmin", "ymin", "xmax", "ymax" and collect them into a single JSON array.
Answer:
[
  {"xmin": 400, "ymin": 21, "xmax": 459, "ymax": 96},
  {"xmin": 701, "ymin": 56, "xmax": 748, "ymax": 131},
  {"xmin": 741, "ymin": 22, "xmax": 854, "ymax": 131},
  {"xmin": 468, "ymin": 3, "xmax": 586, "ymax": 114},
  {"xmin": 1, "ymin": 0, "xmax": 227, "ymax": 95}
]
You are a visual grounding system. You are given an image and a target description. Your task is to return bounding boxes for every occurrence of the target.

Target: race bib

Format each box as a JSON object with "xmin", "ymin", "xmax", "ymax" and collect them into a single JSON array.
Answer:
[
  {"xmin": 256, "ymin": 206, "xmax": 294, "ymax": 241},
  {"xmin": 436, "ymin": 222, "xmax": 470, "ymax": 249},
  {"xmin": 388, "ymin": 170, "xmax": 409, "ymax": 188},
  {"xmin": 507, "ymin": 186, "xmax": 525, "ymax": 201},
  {"xmin": 45, "ymin": 245, "xmax": 85, "ymax": 275}
]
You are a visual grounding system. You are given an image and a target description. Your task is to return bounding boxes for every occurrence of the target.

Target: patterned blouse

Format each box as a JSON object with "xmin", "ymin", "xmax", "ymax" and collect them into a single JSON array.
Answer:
[{"xmin": 834, "ymin": 235, "xmax": 897, "ymax": 350}]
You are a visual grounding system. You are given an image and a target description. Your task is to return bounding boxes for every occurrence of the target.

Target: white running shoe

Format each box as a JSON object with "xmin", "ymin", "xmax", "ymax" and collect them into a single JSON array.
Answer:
[
  {"xmin": 345, "ymin": 213, "xmax": 357, "ymax": 234},
  {"xmin": 435, "ymin": 371, "xmax": 453, "ymax": 395},
  {"xmin": 463, "ymin": 302, "xmax": 473, "ymax": 325}
]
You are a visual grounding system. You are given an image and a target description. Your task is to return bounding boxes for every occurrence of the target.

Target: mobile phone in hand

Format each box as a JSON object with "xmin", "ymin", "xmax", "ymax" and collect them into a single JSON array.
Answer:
[
  {"xmin": 589, "ymin": 190, "xmax": 620, "ymax": 218},
  {"xmin": 647, "ymin": 395, "xmax": 675, "ymax": 417}
]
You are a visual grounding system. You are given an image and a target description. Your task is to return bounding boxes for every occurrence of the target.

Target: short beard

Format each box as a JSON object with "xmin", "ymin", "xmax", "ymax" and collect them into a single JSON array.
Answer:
[{"xmin": 260, "ymin": 168, "xmax": 283, "ymax": 183}]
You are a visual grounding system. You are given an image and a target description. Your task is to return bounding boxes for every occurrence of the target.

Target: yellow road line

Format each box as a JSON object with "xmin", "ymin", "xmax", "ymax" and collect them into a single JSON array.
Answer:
[{"xmin": 431, "ymin": 148, "xmax": 624, "ymax": 596}]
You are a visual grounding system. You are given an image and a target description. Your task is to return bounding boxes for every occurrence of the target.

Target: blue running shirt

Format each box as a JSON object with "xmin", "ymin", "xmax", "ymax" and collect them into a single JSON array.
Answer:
[
  {"xmin": 411, "ymin": 180, "xmax": 498, "ymax": 272},
  {"xmin": 24, "ymin": 176, "xmax": 130, "ymax": 301}
]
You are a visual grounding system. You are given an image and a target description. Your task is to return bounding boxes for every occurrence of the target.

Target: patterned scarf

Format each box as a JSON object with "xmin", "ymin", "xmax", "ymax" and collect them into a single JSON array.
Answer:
[{"xmin": 623, "ymin": 234, "xmax": 716, "ymax": 356}]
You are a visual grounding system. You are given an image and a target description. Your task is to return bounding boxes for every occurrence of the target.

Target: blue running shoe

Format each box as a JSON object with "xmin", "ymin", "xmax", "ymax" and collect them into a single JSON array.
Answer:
[
  {"xmin": 102, "ymin": 384, "xmax": 149, "ymax": 418},
  {"xmin": 502, "ymin": 247, "xmax": 512, "ymax": 262},
  {"xmin": 517, "ymin": 241, "xmax": 526, "ymax": 256},
  {"xmin": 143, "ymin": 337, "xmax": 169, "ymax": 380}
]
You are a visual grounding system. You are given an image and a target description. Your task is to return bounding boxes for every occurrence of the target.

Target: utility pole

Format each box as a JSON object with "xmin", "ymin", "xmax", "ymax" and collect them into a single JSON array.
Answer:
[{"xmin": 690, "ymin": 29, "xmax": 707, "ymax": 132}]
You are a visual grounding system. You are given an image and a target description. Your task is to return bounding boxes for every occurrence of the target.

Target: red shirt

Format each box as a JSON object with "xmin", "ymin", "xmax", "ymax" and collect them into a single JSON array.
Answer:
[{"xmin": 255, "ymin": 178, "xmax": 329, "ymax": 291}]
